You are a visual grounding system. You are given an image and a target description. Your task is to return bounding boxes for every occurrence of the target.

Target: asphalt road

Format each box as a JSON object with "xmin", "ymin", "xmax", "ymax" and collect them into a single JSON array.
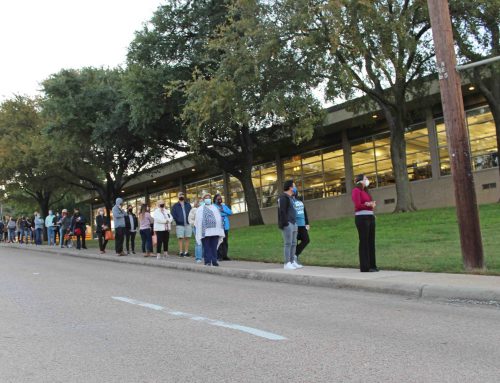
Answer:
[{"xmin": 1, "ymin": 247, "xmax": 499, "ymax": 383}]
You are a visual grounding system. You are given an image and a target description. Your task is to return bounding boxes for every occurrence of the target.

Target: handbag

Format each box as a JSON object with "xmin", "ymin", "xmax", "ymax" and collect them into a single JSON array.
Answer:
[
  {"xmin": 105, "ymin": 230, "xmax": 114, "ymax": 241},
  {"xmin": 74, "ymin": 228, "xmax": 82, "ymax": 236}
]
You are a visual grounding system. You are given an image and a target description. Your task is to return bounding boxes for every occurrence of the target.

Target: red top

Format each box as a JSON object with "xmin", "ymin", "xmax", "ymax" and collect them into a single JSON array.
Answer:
[{"xmin": 351, "ymin": 187, "xmax": 373, "ymax": 212}]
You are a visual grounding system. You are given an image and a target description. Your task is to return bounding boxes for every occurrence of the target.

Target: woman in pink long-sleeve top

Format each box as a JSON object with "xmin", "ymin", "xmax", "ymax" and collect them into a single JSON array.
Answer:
[{"xmin": 351, "ymin": 174, "xmax": 378, "ymax": 272}]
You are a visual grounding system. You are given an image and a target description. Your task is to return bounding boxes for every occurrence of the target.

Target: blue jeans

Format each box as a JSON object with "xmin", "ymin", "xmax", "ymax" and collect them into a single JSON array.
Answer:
[
  {"xmin": 140, "ymin": 228, "xmax": 153, "ymax": 253},
  {"xmin": 193, "ymin": 227, "xmax": 203, "ymax": 260},
  {"xmin": 202, "ymin": 236, "xmax": 219, "ymax": 265},
  {"xmin": 24, "ymin": 230, "xmax": 31, "ymax": 243},
  {"xmin": 47, "ymin": 227, "xmax": 55, "ymax": 245},
  {"xmin": 8, "ymin": 228, "xmax": 15, "ymax": 242},
  {"xmin": 281, "ymin": 223, "xmax": 298, "ymax": 264},
  {"xmin": 60, "ymin": 227, "xmax": 66, "ymax": 247},
  {"xmin": 35, "ymin": 228, "xmax": 43, "ymax": 245}
]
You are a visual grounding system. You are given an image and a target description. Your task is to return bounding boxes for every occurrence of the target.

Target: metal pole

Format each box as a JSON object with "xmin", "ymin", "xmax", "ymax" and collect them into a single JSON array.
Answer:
[
  {"xmin": 427, "ymin": 0, "xmax": 484, "ymax": 270},
  {"xmin": 456, "ymin": 56, "xmax": 500, "ymax": 71}
]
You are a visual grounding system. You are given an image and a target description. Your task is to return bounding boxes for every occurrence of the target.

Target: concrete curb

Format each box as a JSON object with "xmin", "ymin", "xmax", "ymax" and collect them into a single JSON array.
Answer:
[{"xmin": 7, "ymin": 245, "xmax": 500, "ymax": 304}]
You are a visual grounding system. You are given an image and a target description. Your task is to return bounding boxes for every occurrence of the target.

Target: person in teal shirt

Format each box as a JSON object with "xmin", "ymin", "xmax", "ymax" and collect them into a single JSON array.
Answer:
[{"xmin": 293, "ymin": 188, "xmax": 310, "ymax": 268}]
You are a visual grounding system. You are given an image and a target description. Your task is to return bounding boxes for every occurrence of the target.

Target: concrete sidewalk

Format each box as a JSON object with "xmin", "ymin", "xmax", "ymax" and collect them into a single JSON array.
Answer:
[{"xmin": 5, "ymin": 243, "xmax": 500, "ymax": 304}]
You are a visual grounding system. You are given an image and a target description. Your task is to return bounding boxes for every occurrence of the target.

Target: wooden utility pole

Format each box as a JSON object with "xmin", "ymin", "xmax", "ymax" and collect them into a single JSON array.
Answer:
[{"xmin": 427, "ymin": 0, "xmax": 484, "ymax": 270}]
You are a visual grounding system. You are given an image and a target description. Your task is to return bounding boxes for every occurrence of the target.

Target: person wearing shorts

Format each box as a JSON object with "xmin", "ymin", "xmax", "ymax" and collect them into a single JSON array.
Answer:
[{"xmin": 171, "ymin": 192, "xmax": 192, "ymax": 257}]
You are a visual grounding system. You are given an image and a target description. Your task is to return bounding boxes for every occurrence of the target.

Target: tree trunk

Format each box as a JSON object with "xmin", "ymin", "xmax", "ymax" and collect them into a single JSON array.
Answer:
[
  {"xmin": 237, "ymin": 168, "xmax": 265, "ymax": 226},
  {"xmin": 381, "ymin": 106, "xmax": 417, "ymax": 212}
]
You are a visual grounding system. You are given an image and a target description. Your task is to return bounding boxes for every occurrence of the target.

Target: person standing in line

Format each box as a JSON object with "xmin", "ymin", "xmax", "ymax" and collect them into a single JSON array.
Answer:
[
  {"xmin": 112, "ymin": 198, "xmax": 126, "ymax": 256},
  {"xmin": 24, "ymin": 217, "xmax": 32, "ymax": 245},
  {"xmin": 152, "ymin": 200, "xmax": 173, "ymax": 259},
  {"xmin": 95, "ymin": 208, "xmax": 111, "ymax": 254},
  {"xmin": 45, "ymin": 210, "xmax": 55, "ymax": 246},
  {"xmin": 70, "ymin": 208, "xmax": 87, "ymax": 250},
  {"xmin": 0, "ymin": 218, "xmax": 4, "ymax": 243},
  {"xmin": 171, "ymin": 192, "xmax": 192, "ymax": 257},
  {"xmin": 2, "ymin": 216, "xmax": 7, "ymax": 242},
  {"xmin": 125, "ymin": 205, "xmax": 138, "ymax": 255},
  {"xmin": 293, "ymin": 190, "xmax": 309, "ymax": 269},
  {"xmin": 214, "ymin": 193, "xmax": 232, "ymax": 261},
  {"xmin": 59, "ymin": 209, "xmax": 71, "ymax": 248},
  {"xmin": 194, "ymin": 192, "xmax": 225, "ymax": 267},
  {"xmin": 138, "ymin": 204, "xmax": 154, "ymax": 257},
  {"xmin": 352, "ymin": 174, "xmax": 378, "ymax": 273},
  {"xmin": 53, "ymin": 212, "xmax": 61, "ymax": 245},
  {"xmin": 188, "ymin": 199, "xmax": 203, "ymax": 263},
  {"xmin": 16, "ymin": 217, "xmax": 22, "ymax": 243},
  {"xmin": 278, "ymin": 180, "xmax": 299, "ymax": 270},
  {"xmin": 8, "ymin": 217, "xmax": 16, "ymax": 243},
  {"xmin": 18, "ymin": 217, "xmax": 27, "ymax": 244},
  {"xmin": 34, "ymin": 213, "xmax": 44, "ymax": 245}
]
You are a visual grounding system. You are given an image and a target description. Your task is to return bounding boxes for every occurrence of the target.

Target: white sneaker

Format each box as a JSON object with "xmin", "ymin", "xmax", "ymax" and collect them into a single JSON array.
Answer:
[
  {"xmin": 284, "ymin": 262, "xmax": 297, "ymax": 270},
  {"xmin": 156, "ymin": 254, "xmax": 161, "ymax": 260},
  {"xmin": 292, "ymin": 261, "xmax": 303, "ymax": 269}
]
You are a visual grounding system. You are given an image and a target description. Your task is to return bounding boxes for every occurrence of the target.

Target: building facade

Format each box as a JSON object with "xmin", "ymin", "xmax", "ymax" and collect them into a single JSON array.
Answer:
[{"xmin": 90, "ymin": 86, "xmax": 499, "ymax": 228}]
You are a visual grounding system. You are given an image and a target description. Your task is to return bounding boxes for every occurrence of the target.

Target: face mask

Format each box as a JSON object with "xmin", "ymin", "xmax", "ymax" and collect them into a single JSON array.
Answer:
[
  {"xmin": 364, "ymin": 179, "xmax": 370, "ymax": 187},
  {"xmin": 159, "ymin": 204, "xmax": 165, "ymax": 208},
  {"xmin": 128, "ymin": 209, "xmax": 132, "ymax": 213},
  {"xmin": 179, "ymin": 197, "xmax": 184, "ymax": 201},
  {"xmin": 216, "ymin": 199, "xmax": 222, "ymax": 205},
  {"xmin": 292, "ymin": 187, "xmax": 298, "ymax": 195},
  {"xmin": 204, "ymin": 198, "xmax": 212, "ymax": 205}
]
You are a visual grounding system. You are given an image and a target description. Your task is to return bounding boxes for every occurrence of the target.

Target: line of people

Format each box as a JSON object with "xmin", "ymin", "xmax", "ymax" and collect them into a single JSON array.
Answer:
[
  {"xmin": 0, "ymin": 208, "xmax": 88, "ymax": 249},
  {"xmin": 98, "ymin": 192, "xmax": 232, "ymax": 266}
]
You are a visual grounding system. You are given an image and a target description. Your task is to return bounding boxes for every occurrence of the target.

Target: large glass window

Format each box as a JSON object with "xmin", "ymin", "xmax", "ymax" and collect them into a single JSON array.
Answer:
[
  {"xmin": 229, "ymin": 176, "xmax": 246, "ymax": 214},
  {"xmin": 467, "ymin": 107, "xmax": 498, "ymax": 170},
  {"xmin": 149, "ymin": 188, "xmax": 179, "ymax": 209},
  {"xmin": 373, "ymin": 134, "xmax": 394, "ymax": 187},
  {"xmin": 283, "ymin": 147, "xmax": 345, "ymax": 200},
  {"xmin": 437, "ymin": 106, "xmax": 497, "ymax": 175},
  {"xmin": 186, "ymin": 176, "xmax": 224, "ymax": 204},
  {"xmin": 405, "ymin": 124, "xmax": 432, "ymax": 181},
  {"xmin": 351, "ymin": 139, "xmax": 377, "ymax": 183}
]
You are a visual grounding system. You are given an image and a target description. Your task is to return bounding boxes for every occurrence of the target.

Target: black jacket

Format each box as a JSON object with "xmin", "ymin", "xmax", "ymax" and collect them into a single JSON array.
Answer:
[
  {"xmin": 70, "ymin": 213, "xmax": 86, "ymax": 233},
  {"xmin": 124, "ymin": 213, "xmax": 138, "ymax": 231},
  {"xmin": 95, "ymin": 215, "xmax": 111, "ymax": 233},
  {"xmin": 277, "ymin": 193, "xmax": 296, "ymax": 229}
]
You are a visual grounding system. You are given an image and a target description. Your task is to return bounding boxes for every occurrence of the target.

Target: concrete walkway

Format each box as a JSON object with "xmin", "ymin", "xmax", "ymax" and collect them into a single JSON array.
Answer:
[{"xmin": 5, "ymin": 243, "xmax": 500, "ymax": 304}]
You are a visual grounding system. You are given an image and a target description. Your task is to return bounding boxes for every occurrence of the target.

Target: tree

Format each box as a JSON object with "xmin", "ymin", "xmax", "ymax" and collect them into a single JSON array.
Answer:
[
  {"xmin": 284, "ymin": 0, "xmax": 435, "ymax": 212},
  {"xmin": 451, "ymin": 0, "xmax": 500, "ymax": 180},
  {"xmin": 41, "ymin": 67, "xmax": 165, "ymax": 216},
  {"xmin": 180, "ymin": 0, "xmax": 324, "ymax": 225},
  {"xmin": 0, "ymin": 95, "xmax": 70, "ymax": 219}
]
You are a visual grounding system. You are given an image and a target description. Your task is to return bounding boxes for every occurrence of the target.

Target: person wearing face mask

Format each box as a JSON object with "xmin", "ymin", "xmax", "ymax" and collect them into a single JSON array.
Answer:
[
  {"xmin": 95, "ymin": 208, "xmax": 111, "ymax": 254},
  {"xmin": 70, "ymin": 208, "xmax": 87, "ymax": 250},
  {"xmin": 171, "ymin": 192, "xmax": 192, "ymax": 257},
  {"xmin": 152, "ymin": 200, "xmax": 173, "ymax": 259},
  {"xmin": 59, "ymin": 209, "xmax": 72, "ymax": 248},
  {"xmin": 213, "ymin": 193, "xmax": 232, "ymax": 261},
  {"xmin": 125, "ymin": 205, "xmax": 138, "ymax": 255},
  {"xmin": 45, "ymin": 210, "xmax": 56, "ymax": 246},
  {"xmin": 194, "ymin": 192, "xmax": 225, "ymax": 266},
  {"xmin": 293, "ymin": 188, "xmax": 309, "ymax": 269},
  {"xmin": 112, "ymin": 198, "xmax": 126, "ymax": 256},
  {"xmin": 138, "ymin": 204, "xmax": 154, "ymax": 257},
  {"xmin": 34, "ymin": 212, "xmax": 44, "ymax": 246},
  {"xmin": 278, "ymin": 180, "xmax": 299, "ymax": 270},
  {"xmin": 188, "ymin": 199, "xmax": 204, "ymax": 263},
  {"xmin": 352, "ymin": 174, "xmax": 378, "ymax": 272}
]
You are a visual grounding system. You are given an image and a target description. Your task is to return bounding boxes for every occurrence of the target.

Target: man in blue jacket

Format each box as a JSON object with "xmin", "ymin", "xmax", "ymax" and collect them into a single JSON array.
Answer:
[
  {"xmin": 171, "ymin": 192, "xmax": 192, "ymax": 257},
  {"xmin": 214, "ymin": 193, "xmax": 233, "ymax": 261}
]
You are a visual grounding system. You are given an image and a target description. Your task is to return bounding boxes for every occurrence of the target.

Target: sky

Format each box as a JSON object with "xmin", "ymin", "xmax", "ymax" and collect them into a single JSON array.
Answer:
[{"xmin": 0, "ymin": 0, "xmax": 163, "ymax": 101}]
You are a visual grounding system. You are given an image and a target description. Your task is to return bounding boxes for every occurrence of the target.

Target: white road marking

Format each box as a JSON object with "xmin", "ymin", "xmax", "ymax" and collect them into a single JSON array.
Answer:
[
  {"xmin": 112, "ymin": 296, "xmax": 286, "ymax": 341},
  {"xmin": 33, "ymin": 273, "xmax": 40, "ymax": 275}
]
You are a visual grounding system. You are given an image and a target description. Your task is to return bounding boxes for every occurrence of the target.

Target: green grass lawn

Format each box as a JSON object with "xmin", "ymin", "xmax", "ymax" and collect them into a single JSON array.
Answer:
[{"xmin": 86, "ymin": 203, "xmax": 500, "ymax": 275}]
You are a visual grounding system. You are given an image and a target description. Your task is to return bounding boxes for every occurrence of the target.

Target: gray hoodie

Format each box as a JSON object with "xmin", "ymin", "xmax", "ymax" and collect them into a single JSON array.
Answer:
[{"xmin": 112, "ymin": 198, "xmax": 126, "ymax": 228}]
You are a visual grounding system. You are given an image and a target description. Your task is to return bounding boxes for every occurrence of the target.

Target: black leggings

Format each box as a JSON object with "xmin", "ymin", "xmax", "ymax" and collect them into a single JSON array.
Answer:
[
  {"xmin": 296, "ymin": 226, "xmax": 310, "ymax": 257},
  {"xmin": 156, "ymin": 230, "xmax": 170, "ymax": 254},
  {"xmin": 355, "ymin": 215, "xmax": 376, "ymax": 272}
]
